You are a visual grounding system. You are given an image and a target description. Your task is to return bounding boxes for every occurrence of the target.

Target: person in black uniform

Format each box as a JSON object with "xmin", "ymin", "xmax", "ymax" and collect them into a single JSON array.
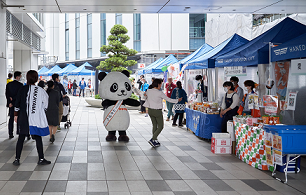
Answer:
[
  {"xmin": 52, "ymin": 74, "xmax": 67, "ymax": 130},
  {"xmin": 195, "ymin": 75, "xmax": 208, "ymax": 102},
  {"xmin": 5, "ymin": 71, "xmax": 25, "ymax": 139}
]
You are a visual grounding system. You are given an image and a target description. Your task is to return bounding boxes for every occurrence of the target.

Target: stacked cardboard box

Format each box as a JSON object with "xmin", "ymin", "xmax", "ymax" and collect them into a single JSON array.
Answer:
[{"xmin": 211, "ymin": 133, "xmax": 231, "ymax": 154}]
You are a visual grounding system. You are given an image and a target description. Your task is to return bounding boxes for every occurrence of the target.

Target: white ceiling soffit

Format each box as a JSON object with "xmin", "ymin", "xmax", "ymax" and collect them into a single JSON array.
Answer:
[{"xmin": 5, "ymin": 0, "xmax": 306, "ymax": 14}]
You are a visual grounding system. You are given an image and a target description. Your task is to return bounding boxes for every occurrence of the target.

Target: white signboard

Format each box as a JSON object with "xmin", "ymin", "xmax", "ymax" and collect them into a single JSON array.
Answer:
[
  {"xmin": 287, "ymin": 92, "xmax": 298, "ymax": 110},
  {"xmin": 291, "ymin": 59, "xmax": 306, "ymax": 75},
  {"xmin": 224, "ymin": 66, "xmax": 247, "ymax": 77}
]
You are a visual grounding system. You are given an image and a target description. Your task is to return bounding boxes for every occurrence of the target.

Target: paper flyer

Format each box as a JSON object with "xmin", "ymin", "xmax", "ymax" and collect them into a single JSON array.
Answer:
[
  {"xmin": 265, "ymin": 132, "xmax": 273, "ymax": 147},
  {"xmin": 263, "ymin": 95, "xmax": 278, "ymax": 114},
  {"xmin": 266, "ymin": 146, "xmax": 273, "ymax": 166},
  {"xmin": 272, "ymin": 135, "xmax": 282, "ymax": 151},
  {"xmin": 273, "ymin": 149, "xmax": 283, "ymax": 165},
  {"xmin": 287, "ymin": 92, "xmax": 298, "ymax": 110},
  {"xmin": 248, "ymin": 95, "xmax": 255, "ymax": 109}
]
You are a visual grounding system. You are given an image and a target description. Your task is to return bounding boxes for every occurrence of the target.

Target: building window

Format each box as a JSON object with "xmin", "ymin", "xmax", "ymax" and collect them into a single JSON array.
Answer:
[
  {"xmin": 65, "ymin": 14, "xmax": 69, "ymax": 61},
  {"xmin": 100, "ymin": 13, "xmax": 106, "ymax": 57},
  {"xmin": 116, "ymin": 13, "xmax": 122, "ymax": 25},
  {"xmin": 87, "ymin": 13, "xmax": 92, "ymax": 58},
  {"xmin": 75, "ymin": 13, "xmax": 80, "ymax": 60},
  {"xmin": 189, "ymin": 14, "xmax": 206, "ymax": 50},
  {"xmin": 133, "ymin": 13, "xmax": 141, "ymax": 52}
]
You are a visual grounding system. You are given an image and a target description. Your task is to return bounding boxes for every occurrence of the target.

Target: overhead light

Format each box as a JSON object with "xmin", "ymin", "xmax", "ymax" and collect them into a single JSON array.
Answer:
[
  {"xmin": 184, "ymin": 6, "xmax": 191, "ymax": 11},
  {"xmin": 134, "ymin": 8, "xmax": 137, "ymax": 10},
  {"xmin": 41, "ymin": 9, "xmax": 43, "ymax": 10},
  {"xmin": 282, "ymin": 9, "xmax": 285, "ymax": 11},
  {"xmin": 83, "ymin": 8, "xmax": 87, "ymax": 10},
  {"xmin": 233, "ymin": 9, "xmax": 236, "ymax": 11},
  {"xmin": 23, "ymin": 8, "xmax": 26, "ymax": 10}
]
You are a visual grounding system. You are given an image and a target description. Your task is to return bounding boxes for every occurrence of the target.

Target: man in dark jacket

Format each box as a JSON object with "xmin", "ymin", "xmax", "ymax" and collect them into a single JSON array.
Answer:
[
  {"xmin": 72, "ymin": 79, "xmax": 78, "ymax": 96},
  {"xmin": 5, "ymin": 71, "xmax": 23, "ymax": 138},
  {"xmin": 52, "ymin": 74, "xmax": 67, "ymax": 130}
]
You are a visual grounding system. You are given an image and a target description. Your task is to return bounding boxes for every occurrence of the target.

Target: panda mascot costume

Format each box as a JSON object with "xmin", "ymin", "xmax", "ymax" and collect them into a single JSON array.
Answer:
[{"xmin": 98, "ymin": 70, "xmax": 140, "ymax": 142}]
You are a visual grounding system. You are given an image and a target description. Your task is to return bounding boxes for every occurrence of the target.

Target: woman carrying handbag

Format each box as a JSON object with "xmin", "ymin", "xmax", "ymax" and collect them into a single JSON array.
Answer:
[{"xmin": 171, "ymin": 81, "xmax": 188, "ymax": 127}]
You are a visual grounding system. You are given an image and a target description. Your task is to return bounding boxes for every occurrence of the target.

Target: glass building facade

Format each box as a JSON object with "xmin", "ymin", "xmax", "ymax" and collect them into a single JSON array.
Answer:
[
  {"xmin": 65, "ymin": 14, "xmax": 69, "ymax": 61},
  {"xmin": 87, "ymin": 13, "xmax": 92, "ymax": 58},
  {"xmin": 189, "ymin": 14, "xmax": 206, "ymax": 50},
  {"xmin": 133, "ymin": 13, "xmax": 141, "ymax": 52},
  {"xmin": 75, "ymin": 13, "xmax": 80, "ymax": 60},
  {"xmin": 100, "ymin": 13, "xmax": 106, "ymax": 56}
]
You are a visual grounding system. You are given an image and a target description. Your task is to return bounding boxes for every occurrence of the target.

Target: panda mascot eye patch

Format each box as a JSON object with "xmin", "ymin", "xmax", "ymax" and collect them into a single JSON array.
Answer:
[
  {"xmin": 125, "ymin": 82, "xmax": 131, "ymax": 91},
  {"xmin": 110, "ymin": 83, "xmax": 118, "ymax": 92}
]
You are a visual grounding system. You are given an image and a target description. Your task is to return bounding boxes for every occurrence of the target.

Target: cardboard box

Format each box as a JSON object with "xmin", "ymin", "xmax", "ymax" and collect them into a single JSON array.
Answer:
[
  {"xmin": 211, "ymin": 137, "xmax": 232, "ymax": 146},
  {"xmin": 227, "ymin": 121, "xmax": 235, "ymax": 141},
  {"xmin": 211, "ymin": 145, "xmax": 231, "ymax": 154},
  {"xmin": 247, "ymin": 118, "xmax": 258, "ymax": 126},
  {"xmin": 212, "ymin": 133, "xmax": 231, "ymax": 138}
]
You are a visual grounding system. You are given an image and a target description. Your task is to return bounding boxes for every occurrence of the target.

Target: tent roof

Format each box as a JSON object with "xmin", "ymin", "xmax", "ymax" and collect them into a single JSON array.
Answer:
[
  {"xmin": 145, "ymin": 54, "xmax": 178, "ymax": 74},
  {"xmin": 40, "ymin": 65, "xmax": 62, "ymax": 76},
  {"xmin": 215, "ymin": 17, "xmax": 306, "ymax": 67},
  {"xmin": 271, "ymin": 32, "xmax": 306, "ymax": 62},
  {"xmin": 137, "ymin": 58, "xmax": 163, "ymax": 75},
  {"xmin": 179, "ymin": 43, "xmax": 213, "ymax": 65},
  {"xmin": 69, "ymin": 62, "xmax": 95, "ymax": 75},
  {"xmin": 185, "ymin": 34, "xmax": 249, "ymax": 70},
  {"xmin": 57, "ymin": 64, "xmax": 77, "ymax": 76},
  {"xmin": 38, "ymin": 66, "xmax": 49, "ymax": 75}
]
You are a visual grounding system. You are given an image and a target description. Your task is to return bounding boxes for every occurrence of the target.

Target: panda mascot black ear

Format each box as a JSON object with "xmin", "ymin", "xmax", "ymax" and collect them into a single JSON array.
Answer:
[
  {"xmin": 121, "ymin": 70, "xmax": 130, "ymax": 78},
  {"xmin": 98, "ymin": 72, "xmax": 107, "ymax": 81}
]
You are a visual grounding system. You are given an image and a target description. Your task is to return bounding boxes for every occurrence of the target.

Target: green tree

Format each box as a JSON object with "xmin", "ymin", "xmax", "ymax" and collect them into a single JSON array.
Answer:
[{"xmin": 97, "ymin": 24, "xmax": 138, "ymax": 72}]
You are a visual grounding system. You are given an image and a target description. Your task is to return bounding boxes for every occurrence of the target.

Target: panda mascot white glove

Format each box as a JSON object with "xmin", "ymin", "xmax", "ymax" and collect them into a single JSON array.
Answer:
[{"xmin": 98, "ymin": 70, "xmax": 140, "ymax": 142}]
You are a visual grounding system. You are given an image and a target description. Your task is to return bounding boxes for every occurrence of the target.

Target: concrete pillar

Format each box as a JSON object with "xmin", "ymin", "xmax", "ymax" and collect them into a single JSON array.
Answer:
[
  {"xmin": 0, "ymin": 3, "xmax": 7, "ymax": 126},
  {"xmin": 13, "ymin": 50, "xmax": 38, "ymax": 84}
]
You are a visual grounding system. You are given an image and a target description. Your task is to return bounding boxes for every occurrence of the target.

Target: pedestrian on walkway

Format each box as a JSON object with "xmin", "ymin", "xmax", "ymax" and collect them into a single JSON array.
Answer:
[
  {"xmin": 46, "ymin": 80, "xmax": 60, "ymax": 143},
  {"xmin": 13, "ymin": 70, "xmax": 51, "ymax": 166},
  {"xmin": 5, "ymin": 71, "xmax": 24, "ymax": 139},
  {"xmin": 171, "ymin": 81, "xmax": 187, "ymax": 127},
  {"xmin": 67, "ymin": 79, "xmax": 72, "ymax": 94},
  {"xmin": 165, "ymin": 77, "xmax": 176, "ymax": 121},
  {"xmin": 79, "ymin": 78, "xmax": 86, "ymax": 97},
  {"xmin": 139, "ymin": 78, "xmax": 149, "ymax": 114},
  {"xmin": 7, "ymin": 73, "xmax": 13, "ymax": 83},
  {"xmin": 72, "ymin": 79, "xmax": 78, "ymax": 96},
  {"xmin": 144, "ymin": 79, "xmax": 181, "ymax": 147},
  {"xmin": 52, "ymin": 73, "xmax": 67, "ymax": 130}
]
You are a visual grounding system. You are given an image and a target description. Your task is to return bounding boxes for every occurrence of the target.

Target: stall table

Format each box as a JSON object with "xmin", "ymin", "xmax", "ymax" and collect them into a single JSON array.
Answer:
[{"xmin": 185, "ymin": 108, "xmax": 222, "ymax": 139}]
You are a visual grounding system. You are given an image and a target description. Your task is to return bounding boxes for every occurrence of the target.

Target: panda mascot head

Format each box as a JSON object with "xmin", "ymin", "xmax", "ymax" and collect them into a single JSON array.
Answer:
[
  {"xmin": 98, "ymin": 70, "xmax": 132, "ymax": 101},
  {"xmin": 98, "ymin": 70, "xmax": 138, "ymax": 142}
]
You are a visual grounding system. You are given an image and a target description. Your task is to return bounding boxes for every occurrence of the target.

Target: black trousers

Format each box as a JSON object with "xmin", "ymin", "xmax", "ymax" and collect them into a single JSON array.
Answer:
[
  {"xmin": 173, "ymin": 113, "xmax": 184, "ymax": 125},
  {"xmin": 68, "ymin": 89, "xmax": 72, "ymax": 94},
  {"xmin": 8, "ymin": 107, "xmax": 14, "ymax": 136},
  {"xmin": 79, "ymin": 89, "xmax": 85, "ymax": 97},
  {"xmin": 16, "ymin": 134, "xmax": 44, "ymax": 160},
  {"xmin": 140, "ymin": 100, "xmax": 146, "ymax": 112}
]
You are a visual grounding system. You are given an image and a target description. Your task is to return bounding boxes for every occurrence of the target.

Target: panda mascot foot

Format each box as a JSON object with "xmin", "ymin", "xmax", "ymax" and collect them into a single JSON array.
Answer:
[
  {"xmin": 106, "ymin": 134, "xmax": 117, "ymax": 141},
  {"xmin": 118, "ymin": 135, "xmax": 129, "ymax": 142}
]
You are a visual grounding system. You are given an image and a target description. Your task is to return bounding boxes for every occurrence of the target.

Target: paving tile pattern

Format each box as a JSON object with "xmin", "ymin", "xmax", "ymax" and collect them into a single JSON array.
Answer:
[{"xmin": 0, "ymin": 96, "xmax": 305, "ymax": 195}]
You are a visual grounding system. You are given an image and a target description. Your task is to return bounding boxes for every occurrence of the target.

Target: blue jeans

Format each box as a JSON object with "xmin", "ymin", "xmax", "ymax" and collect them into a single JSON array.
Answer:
[
  {"xmin": 73, "ymin": 89, "xmax": 76, "ymax": 96},
  {"xmin": 166, "ymin": 101, "xmax": 174, "ymax": 119}
]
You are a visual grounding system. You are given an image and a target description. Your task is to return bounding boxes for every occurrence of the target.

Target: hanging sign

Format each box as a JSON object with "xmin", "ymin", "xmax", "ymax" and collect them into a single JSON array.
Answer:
[
  {"xmin": 224, "ymin": 66, "xmax": 247, "ymax": 77},
  {"xmin": 273, "ymin": 149, "xmax": 283, "ymax": 165},
  {"xmin": 263, "ymin": 95, "xmax": 278, "ymax": 114},
  {"xmin": 291, "ymin": 59, "xmax": 306, "ymax": 75},
  {"xmin": 286, "ymin": 92, "xmax": 298, "ymax": 110},
  {"xmin": 274, "ymin": 61, "xmax": 290, "ymax": 100},
  {"xmin": 138, "ymin": 63, "xmax": 145, "ymax": 68}
]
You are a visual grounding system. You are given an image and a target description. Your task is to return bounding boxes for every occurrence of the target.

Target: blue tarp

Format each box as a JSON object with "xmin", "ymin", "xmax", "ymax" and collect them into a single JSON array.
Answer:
[
  {"xmin": 40, "ymin": 65, "xmax": 62, "ymax": 76},
  {"xmin": 271, "ymin": 33, "xmax": 306, "ymax": 62},
  {"xmin": 57, "ymin": 64, "xmax": 77, "ymax": 76},
  {"xmin": 137, "ymin": 58, "xmax": 163, "ymax": 75},
  {"xmin": 215, "ymin": 18, "xmax": 306, "ymax": 67},
  {"xmin": 69, "ymin": 62, "xmax": 95, "ymax": 76},
  {"xmin": 38, "ymin": 67, "xmax": 49, "ymax": 75},
  {"xmin": 179, "ymin": 43, "xmax": 213, "ymax": 65},
  {"xmin": 185, "ymin": 34, "xmax": 249, "ymax": 70},
  {"xmin": 144, "ymin": 54, "xmax": 178, "ymax": 74}
]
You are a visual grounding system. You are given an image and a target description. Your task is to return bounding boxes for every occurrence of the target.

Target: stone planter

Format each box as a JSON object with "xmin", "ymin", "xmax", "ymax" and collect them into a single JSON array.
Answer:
[{"xmin": 85, "ymin": 97, "xmax": 140, "ymax": 110}]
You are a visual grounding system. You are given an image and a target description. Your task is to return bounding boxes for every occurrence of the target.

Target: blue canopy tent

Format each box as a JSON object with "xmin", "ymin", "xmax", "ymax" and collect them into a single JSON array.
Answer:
[
  {"xmin": 137, "ymin": 58, "xmax": 163, "ymax": 75},
  {"xmin": 179, "ymin": 43, "xmax": 213, "ymax": 65},
  {"xmin": 271, "ymin": 33, "xmax": 306, "ymax": 62},
  {"xmin": 57, "ymin": 64, "xmax": 77, "ymax": 76},
  {"xmin": 145, "ymin": 54, "xmax": 178, "ymax": 74},
  {"xmin": 185, "ymin": 34, "xmax": 249, "ymax": 70},
  {"xmin": 40, "ymin": 65, "xmax": 62, "ymax": 76},
  {"xmin": 38, "ymin": 66, "xmax": 49, "ymax": 75},
  {"xmin": 215, "ymin": 18, "xmax": 306, "ymax": 67},
  {"xmin": 69, "ymin": 62, "xmax": 95, "ymax": 76}
]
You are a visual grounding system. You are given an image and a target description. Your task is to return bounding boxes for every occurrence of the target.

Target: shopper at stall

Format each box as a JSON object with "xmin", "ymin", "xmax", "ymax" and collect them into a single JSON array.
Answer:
[
  {"xmin": 52, "ymin": 73, "xmax": 66, "ymax": 130},
  {"xmin": 143, "ymin": 78, "xmax": 181, "ymax": 147},
  {"xmin": 239, "ymin": 80, "xmax": 257, "ymax": 115},
  {"xmin": 79, "ymin": 78, "xmax": 86, "ymax": 97},
  {"xmin": 137, "ymin": 75, "xmax": 144, "ymax": 89},
  {"xmin": 46, "ymin": 80, "xmax": 60, "ymax": 143},
  {"xmin": 13, "ymin": 70, "xmax": 51, "ymax": 166},
  {"xmin": 139, "ymin": 78, "xmax": 149, "ymax": 114},
  {"xmin": 220, "ymin": 81, "xmax": 239, "ymax": 133},
  {"xmin": 67, "ymin": 79, "xmax": 72, "ymax": 94},
  {"xmin": 165, "ymin": 77, "xmax": 176, "ymax": 121},
  {"xmin": 171, "ymin": 81, "xmax": 187, "ymax": 127},
  {"xmin": 7, "ymin": 73, "xmax": 13, "ymax": 83},
  {"xmin": 195, "ymin": 75, "xmax": 208, "ymax": 102},
  {"xmin": 72, "ymin": 79, "xmax": 78, "ymax": 96},
  {"xmin": 230, "ymin": 76, "xmax": 244, "ymax": 103}
]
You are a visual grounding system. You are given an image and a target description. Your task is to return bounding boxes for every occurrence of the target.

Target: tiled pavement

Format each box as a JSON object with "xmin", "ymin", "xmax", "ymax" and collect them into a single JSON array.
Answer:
[{"xmin": 0, "ymin": 96, "xmax": 305, "ymax": 195}]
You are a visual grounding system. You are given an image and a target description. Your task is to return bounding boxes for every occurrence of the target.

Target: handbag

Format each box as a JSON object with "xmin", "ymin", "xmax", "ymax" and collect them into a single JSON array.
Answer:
[{"xmin": 173, "ymin": 88, "xmax": 186, "ymax": 111}]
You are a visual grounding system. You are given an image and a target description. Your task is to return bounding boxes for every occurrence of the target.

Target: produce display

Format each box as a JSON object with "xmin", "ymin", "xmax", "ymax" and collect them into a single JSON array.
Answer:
[{"xmin": 188, "ymin": 102, "xmax": 220, "ymax": 114}]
